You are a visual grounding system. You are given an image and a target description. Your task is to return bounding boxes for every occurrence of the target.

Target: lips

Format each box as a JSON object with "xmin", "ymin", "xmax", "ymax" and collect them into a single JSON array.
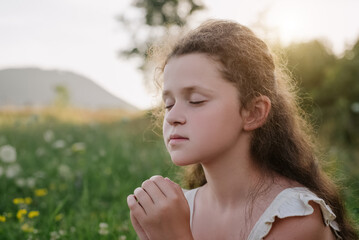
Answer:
[{"xmin": 168, "ymin": 134, "xmax": 189, "ymax": 144}]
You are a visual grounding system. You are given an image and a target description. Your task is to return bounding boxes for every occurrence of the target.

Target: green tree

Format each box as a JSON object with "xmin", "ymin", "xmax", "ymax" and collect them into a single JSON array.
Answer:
[
  {"xmin": 320, "ymin": 40, "xmax": 359, "ymax": 146},
  {"xmin": 118, "ymin": 0, "xmax": 205, "ymax": 76},
  {"xmin": 284, "ymin": 40, "xmax": 336, "ymax": 109},
  {"xmin": 285, "ymin": 39, "xmax": 359, "ymax": 224}
]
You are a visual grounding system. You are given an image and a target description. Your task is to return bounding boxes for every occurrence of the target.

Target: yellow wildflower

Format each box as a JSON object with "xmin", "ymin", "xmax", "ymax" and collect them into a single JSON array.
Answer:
[
  {"xmin": 34, "ymin": 188, "xmax": 48, "ymax": 197},
  {"xmin": 55, "ymin": 213, "xmax": 64, "ymax": 221},
  {"xmin": 0, "ymin": 215, "xmax": 6, "ymax": 222},
  {"xmin": 17, "ymin": 209, "xmax": 27, "ymax": 222},
  {"xmin": 13, "ymin": 198, "xmax": 25, "ymax": 205},
  {"xmin": 25, "ymin": 197, "xmax": 32, "ymax": 205},
  {"xmin": 28, "ymin": 211, "xmax": 40, "ymax": 219},
  {"xmin": 21, "ymin": 223, "xmax": 34, "ymax": 233}
]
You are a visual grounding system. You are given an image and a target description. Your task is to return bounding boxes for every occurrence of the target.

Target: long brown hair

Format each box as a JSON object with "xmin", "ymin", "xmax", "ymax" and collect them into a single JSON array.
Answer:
[{"xmin": 153, "ymin": 20, "xmax": 358, "ymax": 239}]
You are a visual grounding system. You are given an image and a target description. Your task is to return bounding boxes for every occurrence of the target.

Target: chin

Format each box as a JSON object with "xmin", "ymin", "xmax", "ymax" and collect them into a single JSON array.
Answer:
[{"xmin": 170, "ymin": 156, "xmax": 197, "ymax": 166}]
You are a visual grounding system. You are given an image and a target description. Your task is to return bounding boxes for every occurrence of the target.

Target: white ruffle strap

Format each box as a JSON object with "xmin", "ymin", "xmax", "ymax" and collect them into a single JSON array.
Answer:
[
  {"xmin": 247, "ymin": 187, "xmax": 341, "ymax": 240},
  {"xmin": 183, "ymin": 188, "xmax": 199, "ymax": 228}
]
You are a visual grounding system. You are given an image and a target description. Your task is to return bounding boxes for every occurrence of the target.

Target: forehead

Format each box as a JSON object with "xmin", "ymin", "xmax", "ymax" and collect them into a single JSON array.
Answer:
[{"xmin": 163, "ymin": 53, "xmax": 225, "ymax": 92}]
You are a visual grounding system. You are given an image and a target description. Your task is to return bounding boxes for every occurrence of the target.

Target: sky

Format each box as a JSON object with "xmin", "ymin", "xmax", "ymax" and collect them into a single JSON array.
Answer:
[{"xmin": 1, "ymin": 0, "xmax": 359, "ymax": 109}]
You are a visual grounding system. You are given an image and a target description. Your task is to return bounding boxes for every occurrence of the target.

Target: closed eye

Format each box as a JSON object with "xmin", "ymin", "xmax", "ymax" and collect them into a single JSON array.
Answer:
[
  {"xmin": 189, "ymin": 100, "xmax": 206, "ymax": 105},
  {"xmin": 165, "ymin": 104, "xmax": 174, "ymax": 110}
]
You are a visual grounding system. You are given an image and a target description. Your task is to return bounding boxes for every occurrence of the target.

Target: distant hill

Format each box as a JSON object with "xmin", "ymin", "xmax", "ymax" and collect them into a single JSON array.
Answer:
[{"xmin": 0, "ymin": 68, "xmax": 138, "ymax": 111}]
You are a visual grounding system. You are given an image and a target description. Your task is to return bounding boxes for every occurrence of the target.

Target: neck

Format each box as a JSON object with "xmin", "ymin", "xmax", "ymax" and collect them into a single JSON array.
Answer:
[{"xmin": 200, "ymin": 134, "xmax": 266, "ymax": 208}]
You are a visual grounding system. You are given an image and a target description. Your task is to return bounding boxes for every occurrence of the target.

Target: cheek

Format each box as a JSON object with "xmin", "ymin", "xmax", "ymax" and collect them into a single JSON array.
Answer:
[{"xmin": 195, "ymin": 104, "xmax": 242, "ymax": 137}]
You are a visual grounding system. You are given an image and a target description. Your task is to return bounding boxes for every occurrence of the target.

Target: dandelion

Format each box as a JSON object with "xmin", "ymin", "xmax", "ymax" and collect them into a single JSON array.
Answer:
[
  {"xmin": 27, "ymin": 177, "xmax": 36, "ymax": 188},
  {"xmin": 34, "ymin": 188, "xmax": 48, "ymax": 197},
  {"xmin": 119, "ymin": 236, "xmax": 127, "ymax": 240},
  {"xmin": 25, "ymin": 197, "xmax": 32, "ymax": 205},
  {"xmin": 5, "ymin": 164, "xmax": 21, "ymax": 178},
  {"xmin": 17, "ymin": 209, "xmax": 27, "ymax": 222},
  {"xmin": 52, "ymin": 140, "xmax": 66, "ymax": 149},
  {"xmin": 0, "ymin": 215, "xmax": 6, "ymax": 222},
  {"xmin": 99, "ymin": 228, "xmax": 109, "ymax": 235},
  {"xmin": 55, "ymin": 213, "xmax": 64, "ymax": 221},
  {"xmin": 16, "ymin": 178, "xmax": 26, "ymax": 187},
  {"xmin": 43, "ymin": 130, "xmax": 54, "ymax": 142},
  {"xmin": 71, "ymin": 142, "xmax": 86, "ymax": 152},
  {"xmin": 58, "ymin": 164, "xmax": 72, "ymax": 180},
  {"xmin": 58, "ymin": 229, "xmax": 66, "ymax": 236},
  {"xmin": 99, "ymin": 222, "xmax": 109, "ymax": 235},
  {"xmin": 99, "ymin": 222, "xmax": 108, "ymax": 228},
  {"xmin": 50, "ymin": 231, "xmax": 60, "ymax": 240},
  {"xmin": 0, "ymin": 144, "xmax": 17, "ymax": 163},
  {"xmin": 13, "ymin": 198, "xmax": 25, "ymax": 205},
  {"xmin": 28, "ymin": 211, "xmax": 39, "ymax": 218},
  {"xmin": 21, "ymin": 223, "xmax": 35, "ymax": 233}
]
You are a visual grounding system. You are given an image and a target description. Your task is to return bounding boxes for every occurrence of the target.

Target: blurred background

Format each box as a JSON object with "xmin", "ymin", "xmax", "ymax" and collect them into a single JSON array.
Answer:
[{"xmin": 0, "ymin": 0, "xmax": 358, "ymax": 239}]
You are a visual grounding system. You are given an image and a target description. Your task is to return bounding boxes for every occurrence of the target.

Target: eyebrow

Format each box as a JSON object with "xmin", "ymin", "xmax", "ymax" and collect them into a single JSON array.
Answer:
[{"xmin": 162, "ymin": 86, "xmax": 214, "ymax": 99}]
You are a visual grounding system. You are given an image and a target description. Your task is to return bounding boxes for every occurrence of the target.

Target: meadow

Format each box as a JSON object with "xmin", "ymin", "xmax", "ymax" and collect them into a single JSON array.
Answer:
[
  {"xmin": 0, "ymin": 108, "xmax": 358, "ymax": 239},
  {"xmin": 0, "ymin": 108, "xmax": 179, "ymax": 239}
]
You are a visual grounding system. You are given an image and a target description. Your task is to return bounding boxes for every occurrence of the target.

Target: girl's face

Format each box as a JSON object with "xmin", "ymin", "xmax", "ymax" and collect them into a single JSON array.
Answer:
[{"xmin": 162, "ymin": 53, "xmax": 247, "ymax": 166}]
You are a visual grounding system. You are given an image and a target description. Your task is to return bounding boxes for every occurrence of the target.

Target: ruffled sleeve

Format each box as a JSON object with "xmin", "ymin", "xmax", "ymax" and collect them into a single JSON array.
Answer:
[{"xmin": 247, "ymin": 187, "xmax": 341, "ymax": 240}]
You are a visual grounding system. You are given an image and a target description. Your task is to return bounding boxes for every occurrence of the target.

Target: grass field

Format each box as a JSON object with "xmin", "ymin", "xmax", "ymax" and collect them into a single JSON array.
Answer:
[
  {"xmin": 0, "ymin": 108, "xmax": 180, "ymax": 239},
  {"xmin": 0, "ymin": 108, "xmax": 357, "ymax": 239}
]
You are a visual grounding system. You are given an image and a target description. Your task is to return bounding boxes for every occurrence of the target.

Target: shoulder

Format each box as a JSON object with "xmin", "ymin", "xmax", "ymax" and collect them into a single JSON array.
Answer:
[{"xmin": 264, "ymin": 201, "xmax": 336, "ymax": 240}]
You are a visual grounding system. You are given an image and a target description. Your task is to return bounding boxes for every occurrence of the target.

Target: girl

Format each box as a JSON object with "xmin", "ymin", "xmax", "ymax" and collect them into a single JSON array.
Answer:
[{"xmin": 127, "ymin": 20, "xmax": 358, "ymax": 239}]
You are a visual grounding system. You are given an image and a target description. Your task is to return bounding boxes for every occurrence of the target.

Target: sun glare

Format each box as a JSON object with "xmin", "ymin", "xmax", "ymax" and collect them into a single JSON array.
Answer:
[{"xmin": 266, "ymin": 1, "xmax": 319, "ymax": 44}]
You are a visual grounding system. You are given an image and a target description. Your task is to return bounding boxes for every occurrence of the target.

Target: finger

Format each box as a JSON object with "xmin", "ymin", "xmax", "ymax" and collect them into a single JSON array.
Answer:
[
  {"xmin": 141, "ymin": 179, "xmax": 166, "ymax": 203},
  {"xmin": 150, "ymin": 175, "xmax": 180, "ymax": 198},
  {"xmin": 133, "ymin": 187, "xmax": 153, "ymax": 213},
  {"xmin": 164, "ymin": 177, "xmax": 187, "ymax": 200},
  {"xmin": 127, "ymin": 194, "xmax": 146, "ymax": 218},
  {"xmin": 130, "ymin": 211, "xmax": 149, "ymax": 240}
]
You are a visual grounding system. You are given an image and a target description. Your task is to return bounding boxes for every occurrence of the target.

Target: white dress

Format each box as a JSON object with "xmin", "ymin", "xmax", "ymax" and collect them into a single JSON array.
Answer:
[{"xmin": 184, "ymin": 187, "xmax": 341, "ymax": 240}]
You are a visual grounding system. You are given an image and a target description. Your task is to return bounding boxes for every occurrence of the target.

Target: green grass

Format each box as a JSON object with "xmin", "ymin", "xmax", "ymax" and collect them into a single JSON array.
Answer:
[
  {"xmin": 0, "ymin": 109, "xmax": 179, "ymax": 239},
  {"xmin": 0, "ymin": 108, "xmax": 357, "ymax": 239}
]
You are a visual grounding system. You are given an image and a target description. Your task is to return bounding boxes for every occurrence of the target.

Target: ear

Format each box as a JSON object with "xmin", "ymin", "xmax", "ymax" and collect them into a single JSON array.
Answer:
[{"xmin": 242, "ymin": 96, "xmax": 271, "ymax": 131}]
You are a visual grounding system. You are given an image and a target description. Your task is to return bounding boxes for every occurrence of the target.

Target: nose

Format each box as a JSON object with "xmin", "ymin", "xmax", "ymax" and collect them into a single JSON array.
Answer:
[{"xmin": 165, "ymin": 103, "xmax": 186, "ymax": 125}]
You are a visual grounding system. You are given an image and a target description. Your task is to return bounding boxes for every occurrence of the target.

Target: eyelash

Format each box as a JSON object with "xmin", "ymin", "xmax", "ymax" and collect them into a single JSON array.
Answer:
[
  {"xmin": 165, "ymin": 101, "xmax": 205, "ymax": 109},
  {"xmin": 189, "ymin": 100, "xmax": 205, "ymax": 105}
]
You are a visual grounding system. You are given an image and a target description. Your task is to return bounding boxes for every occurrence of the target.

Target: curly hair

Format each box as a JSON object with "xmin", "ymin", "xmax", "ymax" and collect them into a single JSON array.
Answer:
[{"xmin": 152, "ymin": 19, "xmax": 358, "ymax": 239}]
